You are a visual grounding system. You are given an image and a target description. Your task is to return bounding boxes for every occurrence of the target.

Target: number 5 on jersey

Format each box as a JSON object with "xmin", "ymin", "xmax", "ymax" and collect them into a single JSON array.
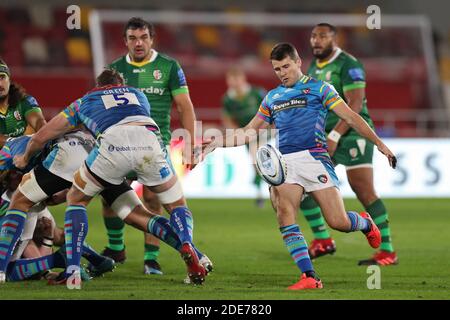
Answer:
[{"xmin": 101, "ymin": 93, "xmax": 141, "ymax": 109}]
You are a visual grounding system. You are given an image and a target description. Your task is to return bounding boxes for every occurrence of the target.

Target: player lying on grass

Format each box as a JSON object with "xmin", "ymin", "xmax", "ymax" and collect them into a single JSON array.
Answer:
[
  {"xmin": 0, "ymin": 134, "xmax": 116, "ymax": 282},
  {"xmin": 4, "ymin": 69, "xmax": 208, "ymax": 287},
  {"xmin": 203, "ymin": 43, "xmax": 397, "ymax": 290}
]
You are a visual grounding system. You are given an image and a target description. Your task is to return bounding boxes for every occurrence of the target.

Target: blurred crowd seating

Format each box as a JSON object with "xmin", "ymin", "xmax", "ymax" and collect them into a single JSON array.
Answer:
[{"xmin": 0, "ymin": 5, "xmax": 448, "ymax": 137}]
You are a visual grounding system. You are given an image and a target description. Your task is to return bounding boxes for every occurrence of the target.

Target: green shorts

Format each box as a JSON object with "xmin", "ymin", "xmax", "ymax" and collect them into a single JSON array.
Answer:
[{"xmin": 332, "ymin": 135, "xmax": 374, "ymax": 168}]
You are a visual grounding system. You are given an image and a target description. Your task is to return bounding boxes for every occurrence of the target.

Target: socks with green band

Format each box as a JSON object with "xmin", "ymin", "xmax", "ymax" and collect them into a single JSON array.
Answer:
[
  {"xmin": 104, "ymin": 216, "xmax": 125, "ymax": 251},
  {"xmin": 144, "ymin": 244, "xmax": 160, "ymax": 261},
  {"xmin": 300, "ymin": 196, "xmax": 331, "ymax": 239},
  {"xmin": 365, "ymin": 199, "xmax": 394, "ymax": 252}
]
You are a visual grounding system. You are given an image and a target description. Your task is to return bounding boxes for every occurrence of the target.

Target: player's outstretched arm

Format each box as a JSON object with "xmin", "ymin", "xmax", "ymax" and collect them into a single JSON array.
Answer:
[
  {"xmin": 332, "ymin": 101, "xmax": 397, "ymax": 168},
  {"xmin": 202, "ymin": 114, "xmax": 269, "ymax": 156},
  {"xmin": 14, "ymin": 114, "xmax": 72, "ymax": 169}
]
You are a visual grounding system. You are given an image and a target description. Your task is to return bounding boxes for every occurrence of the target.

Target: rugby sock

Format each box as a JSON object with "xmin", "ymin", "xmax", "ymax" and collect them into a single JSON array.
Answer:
[
  {"xmin": 169, "ymin": 207, "xmax": 193, "ymax": 244},
  {"xmin": 347, "ymin": 211, "xmax": 371, "ymax": 233},
  {"xmin": 0, "ymin": 210, "xmax": 27, "ymax": 272},
  {"xmin": 6, "ymin": 252, "xmax": 66, "ymax": 281},
  {"xmin": 280, "ymin": 224, "xmax": 314, "ymax": 273},
  {"xmin": 64, "ymin": 205, "xmax": 88, "ymax": 278},
  {"xmin": 147, "ymin": 216, "xmax": 182, "ymax": 250},
  {"xmin": 104, "ymin": 216, "xmax": 125, "ymax": 251},
  {"xmin": 253, "ymin": 167, "xmax": 262, "ymax": 187},
  {"xmin": 300, "ymin": 196, "xmax": 331, "ymax": 239},
  {"xmin": 82, "ymin": 242, "xmax": 105, "ymax": 266},
  {"xmin": 144, "ymin": 244, "xmax": 160, "ymax": 262},
  {"xmin": 365, "ymin": 199, "xmax": 394, "ymax": 252}
]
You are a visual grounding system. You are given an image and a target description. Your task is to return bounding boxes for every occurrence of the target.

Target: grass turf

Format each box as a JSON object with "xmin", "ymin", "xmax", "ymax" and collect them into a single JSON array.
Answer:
[{"xmin": 0, "ymin": 198, "xmax": 449, "ymax": 300}]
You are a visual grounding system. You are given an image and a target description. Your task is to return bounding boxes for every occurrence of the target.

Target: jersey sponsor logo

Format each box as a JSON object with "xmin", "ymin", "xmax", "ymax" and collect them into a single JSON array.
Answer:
[
  {"xmin": 317, "ymin": 174, "xmax": 328, "ymax": 183},
  {"xmin": 140, "ymin": 87, "xmax": 165, "ymax": 96},
  {"xmin": 13, "ymin": 111, "xmax": 22, "ymax": 121},
  {"xmin": 133, "ymin": 68, "xmax": 146, "ymax": 73},
  {"xmin": 153, "ymin": 69, "xmax": 162, "ymax": 80},
  {"xmin": 272, "ymin": 98, "xmax": 307, "ymax": 114},
  {"xmin": 107, "ymin": 144, "xmax": 153, "ymax": 152},
  {"xmin": 348, "ymin": 68, "xmax": 365, "ymax": 81},
  {"xmin": 177, "ymin": 69, "xmax": 187, "ymax": 86},
  {"xmin": 159, "ymin": 166, "xmax": 171, "ymax": 179},
  {"xmin": 272, "ymin": 93, "xmax": 282, "ymax": 99}
]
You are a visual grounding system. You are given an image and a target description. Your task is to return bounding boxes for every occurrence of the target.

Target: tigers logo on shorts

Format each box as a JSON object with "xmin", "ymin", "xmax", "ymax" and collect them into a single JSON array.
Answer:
[{"xmin": 317, "ymin": 174, "xmax": 328, "ymax": 184}]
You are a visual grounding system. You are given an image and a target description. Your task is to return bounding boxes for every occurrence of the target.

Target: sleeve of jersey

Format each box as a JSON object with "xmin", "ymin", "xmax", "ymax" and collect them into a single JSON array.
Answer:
[
  {"xmin": 23, "ymin": 95, "xmax": 42, "ymax": 117},
  {"xmin": 320, "ymin": 83, "xmax": 344, "ymax": 110},
  {"xmin": 341, "ymin": 60, "xmax": 366, "ymax": 92},
  {"xmin": 0, "ymin": 144, "xmax": 12, "ymax": 171},
  {"xmin": 257, "ymin": 96, "xmax": 272, "ymax": 124},
  {"xmin": 59, "ymin": 99, "xmax": 81, "ymax": 128},
  {"xmin": 169, "ymin": 62, "xmax": 189, "ymax": 96}
]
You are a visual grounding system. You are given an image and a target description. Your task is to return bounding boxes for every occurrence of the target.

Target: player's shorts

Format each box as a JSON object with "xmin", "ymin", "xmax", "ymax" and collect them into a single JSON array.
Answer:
[
  {"xmin": 332, "ymin": 135, "xmax": 374, "ymax": 169},
  {"xmin": 86, "ymin": 124, "xmax": 174, "ymax": 187},
  {"xmin": 283, "ymin": 150, "xmax": 339, "ymax": 192},
  {"xmin": 42, "ymin": 130, "xmax": 95, "ymax": 181}
]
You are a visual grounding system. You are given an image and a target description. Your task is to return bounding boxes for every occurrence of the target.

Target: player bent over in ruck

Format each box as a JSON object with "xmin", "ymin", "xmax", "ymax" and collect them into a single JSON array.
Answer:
[{"xmin": 0, "ymin": 69, "xmax": 207, "ymax": 287}]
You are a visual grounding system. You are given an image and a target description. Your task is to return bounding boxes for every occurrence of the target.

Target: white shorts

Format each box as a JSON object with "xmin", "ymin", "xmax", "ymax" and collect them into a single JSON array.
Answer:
[
  {"xmin": 42, "ymin": 130, "xmax": 95, "ymax": 182},
  {"xmin": 283, "ymin": 150, "xmax": 339, "ymax": 192},
  {"xmin": 86, "ymin": 125, "xmax": 173, "ymax": 186}
]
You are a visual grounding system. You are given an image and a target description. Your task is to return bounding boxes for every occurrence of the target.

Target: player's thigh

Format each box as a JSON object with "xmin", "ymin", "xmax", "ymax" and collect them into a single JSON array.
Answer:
[
  {"xmin": 346, "ymin": 167, "xmax": 378, "ymax": 206},
  {"xmin": 100, "ymin": 181, "xmax": 142, "ymax": 220},
  {"xmin": 310, "ymin": 187, "xmax": 348, "ymax": 230},
  {"xmin": 270, "ymin": 183, "xmax": 303, "ymax": 226},
  {"xmin": 142, "ymin": 186, "xmax": 163, "ymax": 214},
  {"xmin": 19, "ymin": 164, "xmax": 72, "ymax": 205}
]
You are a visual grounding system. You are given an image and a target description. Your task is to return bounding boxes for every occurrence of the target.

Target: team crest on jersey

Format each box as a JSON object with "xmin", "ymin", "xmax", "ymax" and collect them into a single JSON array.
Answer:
[
  {"xmin": 317, "ymin": 174, "xmax": 328, "ymax": 183},
  {"xmin": 303, "ymin": 89, "xmax": 310, "ymax": 94},
  {"xmin": 349, "ymin": 148, "xmax": 358, "ymax": 158},
  {"xmin": 13, "ymin": 111, "xmax": 22, "ymax": 121},
  {"xmin": 326, "ymin": 71, "xmax": 332, "ymax": 81},
  {"xmin": 153, "ymin": 70, "xmax": 162, "ymax": 80}
]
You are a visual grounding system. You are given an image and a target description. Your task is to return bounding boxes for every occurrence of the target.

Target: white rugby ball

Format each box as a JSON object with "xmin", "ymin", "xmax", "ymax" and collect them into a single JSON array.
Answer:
[{"xmin": 255, "ymin": 144, "xmax": 287, "ymax": 186}]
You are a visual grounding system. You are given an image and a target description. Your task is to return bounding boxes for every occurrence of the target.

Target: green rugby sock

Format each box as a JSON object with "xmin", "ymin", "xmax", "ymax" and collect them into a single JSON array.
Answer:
[
  {"xmin": 144, "ymin": 244, "xmax": 160, "ymax": 261},
  {"xmin": 365, "ymin": 199, "xmax": 394, "ymax": 252},
  {"xmin": 300, "ymin": 196, "xmax": 331, "ymax": 239},
  {"xmin": 104, "ymin": 216, "xmax": 125, "ymax": 251}
]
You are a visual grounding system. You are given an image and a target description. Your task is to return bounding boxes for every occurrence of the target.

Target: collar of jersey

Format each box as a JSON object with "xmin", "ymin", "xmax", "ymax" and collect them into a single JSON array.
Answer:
[
  {"xmin": 126, "ymin": 49, "xmax": 158, "ymax": 67},
  {"xmin": 315, "ymin": 47, "xmax": 342, "ymax": 69}
]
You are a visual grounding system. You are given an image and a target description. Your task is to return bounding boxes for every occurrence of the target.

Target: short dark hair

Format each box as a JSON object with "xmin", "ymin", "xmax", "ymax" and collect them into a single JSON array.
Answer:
[
  {"xmin": 270, "ymin": 42, "xmax": 300, "ymax": 61},
  {"xmin": 123, "ymin": 17, "xmax": 155, "ymax": 38},
  {"xmin": 315, "ymin": 23, "xmax": 337, "ymax": 35},
  {"xmin": 96, "ymin": 69, "xmax": 124, "ymax": 87}
]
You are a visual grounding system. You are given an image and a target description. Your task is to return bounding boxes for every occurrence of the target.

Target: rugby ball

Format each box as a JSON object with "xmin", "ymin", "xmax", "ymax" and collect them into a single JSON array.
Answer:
[{"xmin": 255, "ymin": 144, "xmax": 287, "ymax": 186}]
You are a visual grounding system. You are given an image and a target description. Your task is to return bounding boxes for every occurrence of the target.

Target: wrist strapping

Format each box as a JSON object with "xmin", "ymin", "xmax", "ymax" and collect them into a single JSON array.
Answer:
[{"xmin": 328, "ymin": 130, "xmax": 341, "ymax": 143}]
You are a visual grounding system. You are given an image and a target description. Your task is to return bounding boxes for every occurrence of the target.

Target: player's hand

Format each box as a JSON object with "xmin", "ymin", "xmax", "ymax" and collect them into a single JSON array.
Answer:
[
  {"xmin": 34, "ymin": 217, "xmax": 54, "ymax": 243},
  {"xmin": 326, "ymin": 138, "xmax": 338, "ymax": 157},
  {"xmin": 376, "ymin": 142, "xmax": 397, "ymax": 169},
  {"xmin": 184, "ymin": 145, "xmax": 202, "ymax": 171},
  {"xmin": 201, "ymin": 137, "xmax": 218, "ymax": 156},
  {"xmin": 13, "ymin": 155, "xmax": 28, "ymax": 169}
]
